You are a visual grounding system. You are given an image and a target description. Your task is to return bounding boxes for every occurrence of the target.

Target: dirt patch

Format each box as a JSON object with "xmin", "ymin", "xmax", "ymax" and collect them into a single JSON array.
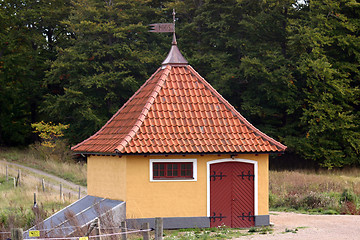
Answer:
[{"xmin": 236, "ymin": 212, "xmax": 360, "ymax": 240}]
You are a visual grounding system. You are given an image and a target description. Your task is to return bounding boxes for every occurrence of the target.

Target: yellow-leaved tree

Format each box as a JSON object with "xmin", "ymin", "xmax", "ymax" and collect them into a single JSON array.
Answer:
[
  {"xmin": 32, "ymin": 121, "xmax": 70, "ymax": 148},
  {"xmin": 31, "ymin": 121, "xmax": 70, "ymax": 161}
]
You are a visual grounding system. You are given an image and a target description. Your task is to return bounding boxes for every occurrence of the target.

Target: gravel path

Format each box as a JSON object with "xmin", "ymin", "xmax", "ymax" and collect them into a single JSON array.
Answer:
[
  {"xmin": 238, "ymin": 211, "xmax": 360, "ymax": 240},
  {"xmin": 0, "ymin": 159, "xmax": 87, "ymax": 196}
]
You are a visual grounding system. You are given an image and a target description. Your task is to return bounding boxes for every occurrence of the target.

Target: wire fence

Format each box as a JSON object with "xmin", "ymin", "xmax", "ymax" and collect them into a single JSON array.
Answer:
[{"xmin": 0, "ymin": 218, "xmax": 164, "ymax": 240}]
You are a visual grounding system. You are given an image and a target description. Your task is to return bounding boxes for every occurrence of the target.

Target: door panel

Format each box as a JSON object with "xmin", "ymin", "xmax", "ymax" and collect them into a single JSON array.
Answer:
[
  {"xmin": 232, "ymin": 163, "xmax": 255, "ymax": 228},
  {"xmin": 209, "ymin": 163, "xmax": 232, "ymax": 227},
  {"xmin": 210, "ymin": 161, "xmax": 255, "ymax": 228}
]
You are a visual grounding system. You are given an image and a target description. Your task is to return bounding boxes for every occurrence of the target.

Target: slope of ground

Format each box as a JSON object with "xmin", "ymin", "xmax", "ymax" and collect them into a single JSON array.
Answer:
[{"xmin": 0, "ymin": 160, "xmax": 87, "ymax": 196}]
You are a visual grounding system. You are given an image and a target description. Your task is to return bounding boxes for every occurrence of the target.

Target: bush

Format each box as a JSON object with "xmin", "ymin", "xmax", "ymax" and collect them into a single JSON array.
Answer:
[
  {"xmin": 340, "ymin": 201, "xmax": 360, "ymax": 215},
  {"xmin": 301, "ymin": 191, "xmax": 333, "ymax": 209},
  {"xmin": 340, "ymin": 189, "xmax": 357, "ymax": 204}
]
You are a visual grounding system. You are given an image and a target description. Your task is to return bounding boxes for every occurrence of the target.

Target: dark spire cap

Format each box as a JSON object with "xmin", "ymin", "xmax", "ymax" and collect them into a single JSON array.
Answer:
[{"xmin": 162, "ymin": 33, "xmax": 188, "ymax": 66}]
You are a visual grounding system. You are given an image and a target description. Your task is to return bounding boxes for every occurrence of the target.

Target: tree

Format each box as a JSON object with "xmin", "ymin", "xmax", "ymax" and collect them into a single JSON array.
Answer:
[
  {"xmin": 285, "ymin": 0, "xmax": 360, "ymax": 167},
  {"xmin": 0, "ymin": 0, "xmax": 71, "ymax": 145},
  {"xmin": 43, "ymin": 0, "xmax": 168, "ymax": 144}
]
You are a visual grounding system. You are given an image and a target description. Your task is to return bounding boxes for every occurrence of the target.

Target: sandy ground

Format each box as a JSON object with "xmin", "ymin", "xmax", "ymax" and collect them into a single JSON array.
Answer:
[{"xmin": 237, "ymin": 212, "xmax": 360, "ymax": 240}]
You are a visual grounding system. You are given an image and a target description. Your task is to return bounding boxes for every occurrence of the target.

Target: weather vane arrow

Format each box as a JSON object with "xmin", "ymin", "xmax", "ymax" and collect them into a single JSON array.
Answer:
[{"xmin": 149, "ymin": 9, "xmax": 176, "ymax": 33}]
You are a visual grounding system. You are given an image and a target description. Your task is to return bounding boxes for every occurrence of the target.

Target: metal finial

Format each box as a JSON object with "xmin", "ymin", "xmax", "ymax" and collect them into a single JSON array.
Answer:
[
  {"xmin": 172, "ymin": 9, "xmax": 177, "ymax": 45},
  {"xmin": 172, "ymin": 9, "xmax": 176, "ymax": 31},
  {"xmin": 149, "ymin": 9, "xmax": 188, "ymax": 66}
]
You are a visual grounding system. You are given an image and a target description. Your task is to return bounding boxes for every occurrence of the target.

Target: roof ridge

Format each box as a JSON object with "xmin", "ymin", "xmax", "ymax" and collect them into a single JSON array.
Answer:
[
  {"xmin": 114, "ymin": 65, "xmax": 172, "ymax": 153},
  {"xmin": 71, "ymin": 67, "xmax": 165, "ymax": 152},
  {"xmin": 186, "ymin": 65, "xmax": 287, "ymax": 151}
]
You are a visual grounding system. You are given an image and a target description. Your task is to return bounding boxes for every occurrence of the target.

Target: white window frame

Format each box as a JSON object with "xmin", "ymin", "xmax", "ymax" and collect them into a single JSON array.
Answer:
[{"xmin": 149, "ymin": 159, "xmax": 197, "ymax": 182}]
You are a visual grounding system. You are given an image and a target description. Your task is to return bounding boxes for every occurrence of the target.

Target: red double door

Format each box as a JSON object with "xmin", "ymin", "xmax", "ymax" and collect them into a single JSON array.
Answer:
[{"xmin": 210, "ymin": 161, "xmax": 255, "ymax": 228}]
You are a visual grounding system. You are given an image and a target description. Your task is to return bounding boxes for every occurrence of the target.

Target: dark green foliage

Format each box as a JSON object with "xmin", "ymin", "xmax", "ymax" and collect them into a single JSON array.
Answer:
[
  {"xmin": 0, "ymin": 0, "xmax": 71, "ymax": 145},
  {"xmin": 174, "ymin": 0, "xmax": 360, "ymax": 167},
  {"xmin": 340, "ymin": 189, "xmax": 357, "ymax": 204},
  {"xmin": 285, "ymin": 0, "xmax": 360, "ymax": 167},
  {"xmin": 43, "ymin": 0, "xmax": 167, "ymax": 143},
  {"xmin": 1, "ymin": 0, "xmax": 360, "ymax": 167}
]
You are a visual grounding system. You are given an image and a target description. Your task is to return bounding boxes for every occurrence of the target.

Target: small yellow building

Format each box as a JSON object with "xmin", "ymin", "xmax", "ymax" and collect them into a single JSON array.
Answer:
[{"xmin": 72, "ymin": 35, "xmax": 286, "ymax": 228}]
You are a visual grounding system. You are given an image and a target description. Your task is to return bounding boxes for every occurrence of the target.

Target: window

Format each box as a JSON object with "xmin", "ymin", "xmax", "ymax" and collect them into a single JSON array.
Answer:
[
  {"xmin": 153, "ymin": 162, "xmax": 193, "ymax": 179},
  {"xmin": 150, "ymin": 159, "xmax": 197, "ymax": 181}
]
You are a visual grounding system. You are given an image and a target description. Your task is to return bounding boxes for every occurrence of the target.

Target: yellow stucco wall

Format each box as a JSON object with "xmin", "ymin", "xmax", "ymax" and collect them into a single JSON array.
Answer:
[
  {"xmin": 87, "ymin": 155, "xmax": 127, "ymax": 201},
  {"xmin": 87, "ymin": 154, "xmax": 269, "ymax": 218}
]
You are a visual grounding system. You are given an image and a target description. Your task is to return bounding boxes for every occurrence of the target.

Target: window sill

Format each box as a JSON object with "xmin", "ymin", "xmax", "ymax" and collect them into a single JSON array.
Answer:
[
  {"xmin": 150, "ymin": 177, "xmax": 196, "ymax": 182},
  {"xmin": 153, "ymin": 177, "xmax": 194, "ymax": 180}
]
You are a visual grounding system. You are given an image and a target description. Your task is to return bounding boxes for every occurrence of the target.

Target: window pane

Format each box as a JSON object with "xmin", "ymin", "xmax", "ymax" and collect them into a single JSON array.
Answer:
[
  {"xmin": 167, "ymin": 164, "xmax": 173, "ymax": 176},
  {"xmin": 153, "ymin": 163, "xmax": 158, "ymax": 176},
  {"xmin": 153, "ymin": 162, "xmax": 193, "ymax": 179}
]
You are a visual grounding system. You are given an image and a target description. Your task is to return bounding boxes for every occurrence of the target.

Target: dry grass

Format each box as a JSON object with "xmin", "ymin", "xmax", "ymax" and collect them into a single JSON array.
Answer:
[
  {"xmin": 0, "ymin": 168, "xmax": 73, "ymax": 232},
  {"xmin": 269, "ymin": 169, "xmax": 360, "ymax": 213},
  {"xmin": 270, "ymin": 169, "xmax": 360, "ymax": 195},
  {"xmin": 0, "ymin": 164, "xmax": 74, "ymax": 209},
  {"xmin": 0, "ymin": 146, "xmax": 86, "ymax": 186},
  {"xmin": 0, "ymin": 146, "xmax": 83, "ymax": 231}
]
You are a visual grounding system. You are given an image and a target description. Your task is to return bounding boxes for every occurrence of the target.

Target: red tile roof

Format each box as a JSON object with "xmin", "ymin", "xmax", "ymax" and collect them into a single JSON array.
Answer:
[{"xmin": 71, "ymin": 65, "xmax": 286, "ymax": 154}]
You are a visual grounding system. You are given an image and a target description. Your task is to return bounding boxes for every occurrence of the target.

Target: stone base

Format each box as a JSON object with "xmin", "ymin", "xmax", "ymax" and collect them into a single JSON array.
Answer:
[{"xmin": 127, "ymin": 215, "xmax": 270, "ymax": 229}]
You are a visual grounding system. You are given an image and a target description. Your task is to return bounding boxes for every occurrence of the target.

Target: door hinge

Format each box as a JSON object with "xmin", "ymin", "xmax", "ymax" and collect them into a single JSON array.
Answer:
[
  {"xmin": 237, "ymin": 170, "xmax": 254, "ymax": 180},
  {"xmin": 209, "ymin": 212, "xmax": 227, "ymax": 222},
  {"xmin": 210, "ymin": 171, "xmax": 227, "ymax": 181},
  {"xmin": 238, "ymin": 212, "xmax": 255, "ymax": 222}
]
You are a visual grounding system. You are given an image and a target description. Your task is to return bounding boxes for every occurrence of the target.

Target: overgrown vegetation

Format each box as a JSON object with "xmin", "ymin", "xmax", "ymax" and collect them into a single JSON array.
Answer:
[
  {"xmin": 0, "ymin": 147, "xmax": 86, "ymax": 186},
  {"xmin": 0, "ymin": 173, "xmax": 72, "ymax": 234},
  {"xmin": 0, "ymin": 144, "xmax": 85, "ymax": 233},
  {"xmin": 270, "ymin": 170, "xmax": 360, "ymax": 214}
]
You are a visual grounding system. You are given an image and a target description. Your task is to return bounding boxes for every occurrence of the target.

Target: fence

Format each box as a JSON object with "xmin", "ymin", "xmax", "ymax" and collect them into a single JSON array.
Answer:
[
  {"xmin": 3, "ymin": 165, "xmax": 83, "ymax": 201},
  {"xmin": 1, "ymin": 218, "xmax": 165, "ymax": 240}
]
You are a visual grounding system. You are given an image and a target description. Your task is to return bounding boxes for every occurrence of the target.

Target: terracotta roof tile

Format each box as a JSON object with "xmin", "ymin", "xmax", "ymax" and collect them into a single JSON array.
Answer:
[{"xmin": 72, "ymin": 65, "xmax": 286, "ymax": 154}]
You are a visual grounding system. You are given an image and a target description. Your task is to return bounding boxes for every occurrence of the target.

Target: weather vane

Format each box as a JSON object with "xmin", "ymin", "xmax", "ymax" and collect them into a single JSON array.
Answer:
[{"xmin": 149, "ymin": 9, "xmax": 176, "ymax": 33}]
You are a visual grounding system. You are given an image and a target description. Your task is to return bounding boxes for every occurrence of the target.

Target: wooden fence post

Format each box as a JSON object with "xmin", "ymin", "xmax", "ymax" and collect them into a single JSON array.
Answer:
[
  {"xmin": 11, "ymin": 228, "xmax": 23, "ymax": 240},
  {"xmin": 6, "ymin": 165, "xmax": 8, "ymax": 181},
  {"xmin": 121, "ymin": 221, "xmax": 127, "ymax": 240},
  {"xmin": 60, "ymin": 183, "xmax": 63, "ymax": 200},
  {"xmin": 16, "ymin": 169, "xmax": 21, "ymax": 187},
  {"xmin": 94, "ymin": 218, "xmax": 101, "ymax": 240},
  {"xmin": 155, "ymin": 217, "xmax": 163, "ymax": 240},
  {"xmin": 42, "ymin": 179, "xmax": 45, "ymax": 192},
  {"xmin": 141, "ymin": 222, "xmax": 150, "ymax": 240},
  {"xmin": 34, "ymin": 192, "xmax": 37, "ymax": 207},
  {"xmin": 78, "ymin": 186, "xmax": 81, "ymax": 199}
]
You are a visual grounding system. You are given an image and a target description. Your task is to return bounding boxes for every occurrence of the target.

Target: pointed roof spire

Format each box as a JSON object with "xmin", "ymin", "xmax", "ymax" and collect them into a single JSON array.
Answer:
[{"xmin": 161, "ymin": 9, "xmax": 188, "ymax": 67}]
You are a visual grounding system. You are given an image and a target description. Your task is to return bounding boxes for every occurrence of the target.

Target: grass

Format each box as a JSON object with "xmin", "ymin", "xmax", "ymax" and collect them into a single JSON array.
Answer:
[
  {"xmin": 162, "ymin": 226, "xmax": 273, "ymax": 240},
  {"xmin": 0, "ymin": 145, "xmax": 86, "ymax": 186},
  {"xmin": 269, "ymin": 169, "xmax": 360, "ymax": 214},
  {"xmin": 0, "ymin": 173, "xmax": 72, "ymax": 231},
  {"xmin": 0, "ymin": 145, "xmax": 84, "ymax": 231}
]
